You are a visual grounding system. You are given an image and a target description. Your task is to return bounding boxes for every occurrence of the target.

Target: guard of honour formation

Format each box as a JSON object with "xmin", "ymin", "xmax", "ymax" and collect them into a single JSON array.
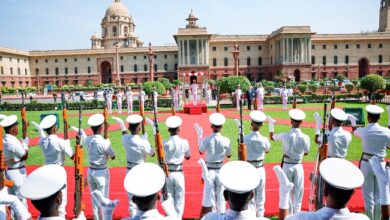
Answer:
[{"xmin": 0, "ymin": 87, "xmax": 389, "ymax": 220}]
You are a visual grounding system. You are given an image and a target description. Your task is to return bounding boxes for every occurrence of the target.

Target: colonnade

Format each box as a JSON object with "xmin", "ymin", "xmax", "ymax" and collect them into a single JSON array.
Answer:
[
  {"xmin": 178, "ymin": 39, "xmax": 209, "ymax": 65},
  {"xmin": 275, "ymin": 37, "xmax": 311, "ymax": 64}
]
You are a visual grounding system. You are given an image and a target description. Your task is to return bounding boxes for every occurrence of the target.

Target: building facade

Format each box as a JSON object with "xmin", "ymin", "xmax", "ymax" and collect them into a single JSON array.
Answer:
[{"xmin": 1, "ymin": 0, "xmax": 390, "ymax": 88}]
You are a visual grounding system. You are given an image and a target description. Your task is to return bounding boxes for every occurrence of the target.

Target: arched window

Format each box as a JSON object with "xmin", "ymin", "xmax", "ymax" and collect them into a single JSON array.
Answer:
[
  {"xmin": 213, "ymin": 58, "xmax": 217, "ymax": 66},
  {"xmin": 124, "ymin": 26, "xmax": 128, "ymax": 33},
  {"xmin": 113, "ymin": 26, "xmax": 117, "ymax": 36},
  {"xmin": 55, "ymin": 67, "xmax": 59, "ymax": 75},
  {"xmin": 345, "ymin": 56, "xmax": 349, "ymax": 64},
  {"xmin": 35, "ymin": 68, "xmax": 39, "ymax": 75},
  {"xmin": 247, "ymin": 57, "xmax": 251, "ymax": 66},
  {"xmin": 334, "ymin": 56, "xmax": 338, "ymax": 65},
  {"xmin": 88, "ymin": 66, "xmax": 91, "ymax": 73},
  {"xmin": 120, "ymin": 65, "xmax": 124, "ymax": 72},
  {"xmin": 46, "ymin": 68, "xmax": 49, "ymax": 75},
  {"xmin": 224, "ymin": 58, "xmax": 228, "ymax": 66},
  {"xmin": 322, "ymin": 56, "xmax": 326, "ymax": 65},
  {"xmin": 164, "ymin": 64, "xmax": 168, "ymax": 71},
  {"xmin": 379, "ymin": 55, "xmax": 383, "ymax": 63},
  {"xmin": 65, "ymin": 67, "xmax": 68, "ymax": 75},
  {"xmin": 10, "ymin": 67, "xmax": 13, "ymax": 75},
  {"xmin": 144, "ymin": 64, "xmax": 147, "ymax": 71},
  {"xmin": 154, "ymin": 64, "xmax": 157, "ymax": 72},
  {"xmin": 258, "ymin": 57, "xmax": 262, "ymax": 66},
  {"xmin": 134, "ymin": 64, "xmax": 138, "ymax": 72},
  {"xmin": 311, "ymin": 56, "xmax": 315, "ymax": 64},
  {"xmin": 74, "ymin": 67, "xmax": 78, "ymax": 74}
]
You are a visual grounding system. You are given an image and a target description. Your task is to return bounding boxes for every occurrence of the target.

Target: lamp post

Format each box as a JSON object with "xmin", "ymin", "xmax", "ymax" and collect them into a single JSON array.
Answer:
[
  {"xmin": 114, "ymin": 42, "xmax": 121, "ymax": 86},
  {"xmin": 232, "ymin": 42, "xmax": 240, "ymax": 76},
  {"xmin": 147, "ymin": 43, "xmax": 154, "ymax": 82}
]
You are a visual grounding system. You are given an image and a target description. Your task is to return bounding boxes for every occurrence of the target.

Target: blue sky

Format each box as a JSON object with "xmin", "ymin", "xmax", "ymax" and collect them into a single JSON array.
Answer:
[{"xmin": 0, "ymin": 0, "xmax": 380, "ymax": 51}]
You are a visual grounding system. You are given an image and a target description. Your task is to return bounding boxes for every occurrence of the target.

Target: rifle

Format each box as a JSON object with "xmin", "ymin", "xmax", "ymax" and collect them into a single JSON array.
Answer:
[
  {"xmin": 328, "ymin": 82, "xmax": 336, "ymax": 130},
  {"xmin": 139, "ymin": 87, "xmax": 145, "ymax": 135},
  {"xmin": 170, "ymin": 88, "xmax": 176, "ymax": 116},
  {"xmin": 292, "ymin": 83, "xmax": 297, "ymax": 109},
  {"xmin": 216, "ymin": 85, "xmax": 221, "ymax": 113},
  {"xmin": 73, "ymin": 105, "xmax": 85, "ymax": 216},
  {"xmin": 309, "ymin": 103, "xmax": 328, "ymax": 211},
  {"xmin": 152, "ymin": 91, "xmax": 169, "ymax": 200},
  {"xmin": 238, "ymin": 99, "xmax": 247, "ymax": 161},
  {"xmin": 103, "ymin": 92, "xmax": 109, "ymax": 139},
  {"xmin": 0, "ymin": 127, "xmax": 13, "ymax": 220},
  {"xmin": 253, "ymin": 83, "xmax": 258, "ymax": 110},
  {"xmin": 21, "ymin": 91, "xmax": 27, "ymax": 139},
  {"xmin": 63, "ymin": 102, "xmax": 69, "ymax": 140}
]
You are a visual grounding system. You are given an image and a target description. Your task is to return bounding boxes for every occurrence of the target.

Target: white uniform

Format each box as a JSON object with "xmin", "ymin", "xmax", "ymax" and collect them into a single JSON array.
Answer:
[
  {"xmin": 128, "ymin": 209, "xmax": 176, "ymax": 220},
  {"xmin": 126, "ymin": 90, "xmax": 134, "ymax": 114},
  {"xmin": 256, "ymin": 87, "xmax": 264, "ymax": 110},
  {"xmin": 163, "ymin": 135, "xmax": 190, "ymax": 219},
  {"xmin": 85, "ymin": 134, "xmax": 115, "ymax": 220},
  {"xmin": 38, "ymin": 216, "xmax": 65, "ymax": 220},
  {"xmin": 235, "ymin": 89, "xmax": 242, "ymax": 111},
  {"xmin": 153, "ymin": 91, "xmax": 158, "ymax": 112},
  {"xmin": 285, "ymin": 207, "xmax": 369, "ymax": 220},
  {"xmin": 117, "ymin": 93, "xmax": 123, "ymax": 114},
  {"xmin": 139, "ymin": 90, "xmax": 146, "ymax": 106},
  {"xmin": 327, "ymin": 127, "xmax": 352, "ymax": 159},
  {"xmin": 107, "ymin": 94, "xmax": 113, "ymax": 114},
  {"xmin": 206, "ymin": 88, "xmax": 212, "ymax": 105},
  {"xmin": 173, "ymin": 88, "xmax": 179, "ymax": 111},
  {"xmin": 353, "ymin": 123, "xmax": 390, "ymax": 220},
  {"xmin": 281, "ymin": 89, "xmax": 288, "ymax": 110},
  {"xmin": 199, "ymin": 132, "xmax": 231, "ymax": 213},
  {"xmin": 122, "ymin": 134, "xmax": 155, "ymax": 217},
  {"xmin": 202, "ymin": 209, "xmax": 270, "ymax": 220},
  {"xmin": 273, "ymin": 128, "xmax": 310, "ymax": 214},
  {"xmin": 3, "ymin": 134, "xmax": 28, "ymax": 208},
  {"xmin": 39, "ymin": 134, "xmax": 74, "ymax": 217},
  {"xmin": 191, "ymin": 83, "xmax": 198, "ymax": 105},
  {"xmin": 244, "ymin": 131, "xmax": 271, "ymax": 217}
]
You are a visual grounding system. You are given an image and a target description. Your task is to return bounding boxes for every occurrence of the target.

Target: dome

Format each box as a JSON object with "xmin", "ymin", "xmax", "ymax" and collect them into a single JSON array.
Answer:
[{"xmin": 105, "ymin": 0, "xmax": 130, "ymax": 17}]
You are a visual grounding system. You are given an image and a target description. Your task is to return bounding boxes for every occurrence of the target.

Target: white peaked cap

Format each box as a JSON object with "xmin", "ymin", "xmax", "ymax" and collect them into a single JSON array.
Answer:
[
  {"xmin": 250, "ymin": 110, "xmax": 267, "ymax": 123},
  {"xmin": 209, "ymin": 113, "xmax": 226, "ymax": 126},
  {"xmin": 365, "ymin": 104, "xmax": 384, "ymax": 115},
  {"xmin": 165, "ymin": 116, "xmax": 182, "ymax": 128},
  {"xmin": 88, "ymin": 114, "xmax": 105, "ymax": 127},
  {"xmin": 124, "ymin": 163, "xmax": 165, "ymax": 197},
  {"xmin": 320, "ymin": 158, "xmax": 364, "ymax": 190},
  {"xmin": 20, "ymin": 164, "xmax": 66, "ymax": 200},
  {"xmin": 0, "ymin": 115, "xmax": 17, "ymax": 128},
  {"xmin": 288, "ymin": 109, "xmax": 306, "ymax": 121},
  {"xmin": 126, "ymin": 114, "xmax": 143, "ymax": 124},
  {"xmin": 331, "ymin": 108, "xmax": 348, "ymax": 121},
  {"xmin": 40, "ymin": 115, "xmax": 57, "ymax": 130},
  {"xmin": 219, "ymin": 161, "xmax": 260, "ymax": 194},
  {"xmin": 0, "ymin": 114, "xmax": 7, "ymax": 120}
]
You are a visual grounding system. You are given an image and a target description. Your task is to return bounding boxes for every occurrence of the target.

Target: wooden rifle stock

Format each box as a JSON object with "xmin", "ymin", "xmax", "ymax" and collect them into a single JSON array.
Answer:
[
  {"xmin": 292, "ymin": 96, "xmax": 297, "ymax": 109},
  {"xmin": 73, "ymin": 106, "xmax": 85, "ymax": 216},
  {"xmin": 0, "ymin": 127, "xmax": 14, "ymax": 189},
  {"xmin": 216, "ymin": 86, "xmax": 221, "ymax": 113},
  {"xmin": 171, "ymin": 88, "xmax": 176, "ymax": 116},
  {"xmin": 103, "ymin": 96, "xmax": 109, "ymax": 139},
  {"xmin": 139, "ymin": 88, "xmax": 146, "ymax": 135},
  {"xmin": 21, "ymin": 92, "xmax": 27, "ymax": 139},
  {"xmin": 238, "ymin": 99, "xmax": 247, "ymax": 161},
  {"xmin": 63, "ymin": 104, "xmax": 69, "ymax": 140}
]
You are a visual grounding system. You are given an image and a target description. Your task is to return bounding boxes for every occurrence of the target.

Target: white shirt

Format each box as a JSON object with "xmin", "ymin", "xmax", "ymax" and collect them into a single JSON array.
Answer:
[
  {"xmin": 139, "ymin": 91, "xmax": 146, "ymax": 103},
  {"xmin": 173, "ymin": 89, "xmax": 179, "ymax": 99},
  {"xmin": 244, "ymin": 131, "xmax": 271, "ymax": 161},
  {"xmin": 281, "ymin": 89, "xmax": 288, "ymax": 98},
  {"xmin": 354, "ymin": 123, "xmax": 390, "ymax": 159},
  {"xmin": 202, "ymin": 209, "xmax": 270, "ymax": 220},
  {"xmin": 273, "ymin": 128, "xmax": 310, "ymax": 161},
  {"xmin": 200, "ymin": 132, "xmax": 231, "ymax": 162},
  {"xmin": 327, "ymin": 127, "xmax": 352, "ymax": 158},
  {"xmin": 285, "ymin": 207, "xmax": 369, "ymax": 220},
  {"xmin": 163, "ymin": 135, "xmax": 190, "ymax": 165},
  {"xmin": 191, "ymin": 84, "xmax": 198, "ymax": 93},
  {"xmin": 117, "ymin": 93, "xmax": 122, "ymax": 102},
  {"xmin": 153, "ymin": 91, "xmax": 158, "ymax": 102},
  {"xmin": 235, "ymin": 89, "xmax": 242, "ymax": 99},
  {"xmin": 256, "ymin": 87, "xmax": 264, "ymax": 98},
  {"xmin": 3, "ymin": 134, "xmax": 27, "ymax": 168},
  {"xmin": 122, "ymin": 134, "xmax": 154, "ymax": 164},
  {"xmin": 39, "ymin": 135, "xmax": 73, "ymax": 166},
  {"xmin": 85, "ymin": 135, "xmax": 115, "ymax": 168},
  {"xmin": 126, "ymin": 91, "xmax": 133, "ymax": 101},
  {"xmin": 129, "ymin": 209, "xmax": 176, "ymax": 220}
]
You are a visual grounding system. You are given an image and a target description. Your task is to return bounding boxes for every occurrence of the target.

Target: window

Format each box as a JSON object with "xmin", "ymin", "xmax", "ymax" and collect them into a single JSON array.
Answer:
[
  {"xmin": 74, "ymin": 67, "xmax": 78, "ymax": 74},
  {"xmin": 164, "ymin": 64, "xmax": 168, "ymax": 71},
  {"xmin": 224, "ymin": 58, "xmax": 228, "ymax": 66},
  {"xmin": 25, "ymin": 68, "xmax": 27, "ymax": 75},
  {"xmin": 345, "ymin": 44, "xmax": 349, "ymax": 49},
  {"xmin": 334, "ymin": 56, "xmax": 338, "ymax": 65},
  {"xmin": 144, "ymin": 64, "xmax": 147, "ymax": 71},
  {"xmin": 88, "ymin": 66, "xmax": 91, "ymax": 73},
  {"xmin": 174, "ymin": 54, "xmax": 178, "ymax": 59},
  {"xmin": 134, "ymin": 64, "xmax": 138, "ymax": 72},
  {"xmin": 144, "ymin": 55, "xmax": 147, "ymax": 59},
  {"xmin": 17, "ymin": 68, "xmax": 20, "ymax": 75},
  {"xmin": 368, "ymin": 44, "xmax": 371, "ymax": 49},
  {"xmin": 24, "ymin": 59, "xmax": 26, "ymax": 63},
  {"xmin": 258, "ymin": 57, "xmax": 262, "ymax": 66},
  {"xmin": 17, "ymin": 58, "xmax": 19, "ymax": 63},
  {"xmin": 323, "ymin": 45, "xmax": 326, "ymax": 49},
  {"xmin": 311, "ymin": 56, "xmax": 315, "ymax": 64},
  {"xmin": 55, "ymin": 59, "xmax": 58, "ymax": 63},
  {"xmin": 247, "ymin": 46, "xmax": 251, "ymax": 51},
  {"xmin": 120, "ymin": 65, "xmax": 124, "ymax": 72},
  {"xmin": 55, "ymin": 67, "xmax": 59, "ymax": 75},
  {"xmin": 345, "ymin": 56, "xmax": 349, "ymax": 64},
  {"xmin": 379, "ymin": 55, "xmax": 383, "ymax": 63},
  {"xmin": 113, "ymin": 26, "xmax": 117, "ymax": 36},
  {"xmin": 357, "ymin": 44, "xmax": 360, "ymax": 49},
  {"xmin": 35, "ymin": 68, "xmax": 39, "ymax": 75},
  {"xmin": 87, "ymin": 57, "xmax": 90, "ymax": 61},
  {"xmin": 45, "ymin": 59, "xmax": 48, "ymax": 63},
  {"xmin": 0, "ymin": 66, "xmax": 3, "ymax": 75},
  {"xmin": 154, "ymin": 64, "xmax": 157, "ymax": 71},
  {"xmin": 120, "ymin": 56, "xmax": 123, "ymax": 60},
  {"xmin": 258, "ymin": 45, "xmax": 262, "ymax": 50},
  {"xmin": 74, "ymin": 58, "xmax": 77, "ymax": 62},
  {"xmin": 212, "ymin": 47, "xmax": 216, "ymax": 51},
  {"xmin": 174, "ymin": 64, "xmax": 178, "ymax": 70},
  {"xmin": 334, "ymin": 45, "xmax": 338, "ymax": 49},
  {"xmin": 46, "ymin": 68, "xmax": 49, "ymax": 75},
  {"xmin": 312, "ymin": 45, "xmax": 315, "ymax": 50},
  {"xmin": 134, "ymin": 56, "xmax": 137, "ymax": 60},
  {"xmin": 164, "ymin": 55, "xmax": 168, "ymax": 59},
  {"xmin": 0, "ymin": 56, "xmax": 2, "ymax": 61},
  {"xmin": 65, "ymin": 67, "xmax": 68, "ymax": 74},
  {"xmin": 154, "ymin": 55, "xmax": 157, "ymax": 59},
  {"xmin": 379, "ymin": 44, "xmax": 383, "ymax": 48},
  {"xmin": 322, "ymin": 56, "xmax": 326, "ymax": 65},
  {"xmin": 10, "ymin": 67, "xmax": 13, "ymax": 75},
  {"xmin": 247, "ymin": 57, "xmax": 251, "ymax": 66},
  {"xmin": 224, "ymin": 47, "xmax": 228, "ymax": 51},
  {"xmin": 65, "ymin": 59, "xmax": 67, "ymax": 62},
  {"xmin": 35, "ymin": 59, "xmax": 38, "ymax": 63},
  {"xmin": 213, "ymin": 58, "xmax": 217, "ymax": 66}
]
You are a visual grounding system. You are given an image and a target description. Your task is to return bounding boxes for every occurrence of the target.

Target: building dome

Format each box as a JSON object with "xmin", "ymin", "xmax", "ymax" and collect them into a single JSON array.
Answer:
[{"xmin": 105, "ymin": 0, "xmax": 130, "ymax": 17}]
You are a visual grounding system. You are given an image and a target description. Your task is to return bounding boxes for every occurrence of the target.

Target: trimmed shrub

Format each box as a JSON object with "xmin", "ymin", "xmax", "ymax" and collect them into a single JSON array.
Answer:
[
  {"xmin": 298, "ymin": 84, "xmax": 308, "ymax": 94},
  {"xmin": 158, "ymin": 78, "xmax": 173, "ymax": 90},
  {"xmin": 218, "ymin": 76, "xmax": 251, "ymax": 94},
  {"xmin": 143, "ymin": 81, "xmax": 165, "ymax": 95},
  {"xmin": 360, "ymin": 74, "xmax": 386, "ymax": 93},
  {"xmin": 345, "ymin": 84, "xmax": 354, "ymax": 93},
  {"xmin": 308, "ymin": 84, "xmax": 319, "ymax": 93}
]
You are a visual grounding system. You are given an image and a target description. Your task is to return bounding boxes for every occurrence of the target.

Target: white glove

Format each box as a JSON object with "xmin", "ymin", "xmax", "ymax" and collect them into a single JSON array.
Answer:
[
  {"xmin": 91, "ymin": 190, "xmax": 120, "ymax": 220},
  {"xmin": 73, "ymin": 211, "xmax": 86, "ymax": 220},
  {"xmin": 387, "ymin": 106, "xmax": 390, "ymax": 126},
  {"xmin": 273, "ymin": 165, "xmax": 294, "ymax": 209},
  {"xmin": 22, "ymin": 137, "xmax": 29, "ymax": 150},
  {"xmin": 267, "ymin": 116, "xmax": 276, "ymax": 132},
  {"xmin": 0, "ymin": 114, "xmax": 6, "ymax": 120},
  {"xmin": 112, "ymin": 117, "xmax": 127, "ymax": 132},
  {"xmin": 314, "ymin": 112, "xmax": 322, "ymax": 135},
  {"xmin": 71, "ymin": 126, "xmax": 87, "ymax": 145},
  {"xmin": 198, "ymin": 159, "xmax": 214, "ymax": 207},
  {"xmin": 145, "ymin": 118, "xmax": 156, "ymax": 135},
  {"xmin": 194, "ymin": 123, "xmax": 203, "ymax": 148},
  {"xmin": 369, "ymin": 156, "xmax": 390, "ymax": 205},
  {"xmin": 0, "ymin": 192, "xmax": 32, "ymax": 220},
  {"xmin": 31, "ymin": 121, "xmax": 46, "ymax": 138},
  {"xmin": 161, "ymin": 196, "xmax": 177, "ymax": 218},
  {"xmin": 347, "ymin": 114, "xmax": 357, "ymax": 127}
]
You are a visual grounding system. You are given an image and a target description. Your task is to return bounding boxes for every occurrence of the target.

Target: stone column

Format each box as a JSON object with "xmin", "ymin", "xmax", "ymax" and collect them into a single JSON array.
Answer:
[
  {"xmin": 186, "ymin": 40, "xmax": 190, "ymax": 65},
  {"xmin": 178, "ymin": 40, "xmax": 182, "ymax": 65},
  {"xmin": 203, "ymin": 40, "xmax": 206, "ymax": 64},
  {"xmin": 196, "ymin": 39, "xmax": 200, "ymax": 65},
  {"xmin": 206, "ymin": 40, "xmax": 209, "ymax": 65},
  {"xmin": 308, "ymin": 38, "xmax": 312, "ymax": 63}
]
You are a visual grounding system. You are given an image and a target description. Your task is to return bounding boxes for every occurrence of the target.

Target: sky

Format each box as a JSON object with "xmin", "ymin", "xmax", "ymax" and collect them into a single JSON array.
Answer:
[{"xmin": 0, "ymin": 0, "xmax": 380, "ymax": 51}]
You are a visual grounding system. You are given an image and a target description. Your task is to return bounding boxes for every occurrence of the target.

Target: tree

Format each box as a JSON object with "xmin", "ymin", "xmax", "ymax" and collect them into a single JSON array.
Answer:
[
  {"xmin": 298, "ymin": 84, "xmax": 308, "ymax": 94},
  {"xmin": 218, "ymin": 76, "xmax": 251, "ymax": 94},
  {"xmin": 143, "ymin": 81, "xmax": 165, "ymax": 95},
  {"xmin": 308, "ymin": 84, "xmax": 319, "ymax": 93},
  {"xmin": 336, "ymin": 74, "xmax": 346, "ymax": 82},
  {"xmin": 274, "ymin": 71, "xmax": 285, "ymax": 82},
  {"xmin": 345, "ymin": 84, "xmax": 354, "ymax": 93},
  {"xmin": 157, "ymin": 78, "xmax": 173, "ymax": 90},
  {"xmin": 360, "ymin": 74, "xmax": 386, "ymax": 93}
]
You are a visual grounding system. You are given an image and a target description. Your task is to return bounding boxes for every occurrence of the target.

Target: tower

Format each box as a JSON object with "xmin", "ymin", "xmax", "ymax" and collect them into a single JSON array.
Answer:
[{"xmin": 379, "ymin": 0, "xmax": 390, "ymax": 32}]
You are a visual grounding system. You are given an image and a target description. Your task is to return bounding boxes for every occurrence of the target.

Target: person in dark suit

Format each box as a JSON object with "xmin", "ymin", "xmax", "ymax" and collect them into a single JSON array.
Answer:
[{"xmin": 246, "ymin": 86, "xmax": 254, "ymax": 110}]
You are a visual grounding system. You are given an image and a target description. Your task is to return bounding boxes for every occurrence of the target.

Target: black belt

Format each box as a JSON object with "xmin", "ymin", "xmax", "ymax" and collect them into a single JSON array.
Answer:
[
  {"xmin": 8, "ymin": 166, "xmax": 25, "ymax": 171},
  {"xmin": 89, "ymin": 167, "xmax": 107, "ymax": 170},
  {"xmin": 360, "ymin": 152, "xmax": 382, "ymax": 162},
  {"xmin": 283, "ymin": 161, "xmax": 301, "ymax": 165},
  {"xmin": 168, "ymin": 169, "xmax": 183, "ymax": 172},
  {"xmin": 207, "ymin": 167, "xmax": 221, "ymax": 170},
  {"xmin": 327, "ymin": 156, "xmax": 342, "ymax": 159},
  {"xmin": 206, "ymin": 161, "xmax": 223, "ymax": 164},
  {"xmin": 247, "ymin": 159, "xmax": 263, "ymax": 163}
]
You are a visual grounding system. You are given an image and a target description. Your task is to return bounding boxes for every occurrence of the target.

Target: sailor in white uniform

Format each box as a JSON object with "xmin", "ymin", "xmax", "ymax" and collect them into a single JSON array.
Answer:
[
  {"xmin": 245, "ymin": 111, "xmax": 271, "ymax": 217},
  {"xmin": 126, "ymin": 87, "xmax": 134, "ymax": 114},
  {"xmin": 38, "ymin": 115, "xmax": 74, "ymax": 217},
  {"xmin": 0, "ymin": 189, "xmax": 31, "ymax": 220},
  {"xmin": 275, "ymin": 158, "xmax": 369, "ymax": 220},
  {"xmin": 163, "ymin": 116, "xmax": 191, "ymax": 219},
  {"xmin": 117, "ymin": 92, "xmax": 123, "ymax": 114},
  {"xmin": 268, "ymin": 109, "xmax": 310, "ymax": 214},
  {"xmin": 173, "ymin": 85, "xmax": 180, "ymax": 112},
  {"xmin": 191, "ymin": 80, "xmax": 199, "ymax": 105},
  {"xmin": 256, "ymin": 83, "xmax": 264, "ymax": 110},
  {"xmin": 1, "ymin": 115, "xmax": 29, "ymax": 209},
  {"xmin": 153, "ymin": 87, "xmax": 158, "ymax": 113},
  {"xmin": 112, "ymin": 114, "xmax": 155, "ymax": 217},
  {"xmin": 234, "ymin": 84, "xmax": 242, "ymax": 111},
  {"xmin": 107, "ymin": 93, "xmax": 113, "ymax": 115},
  {"xmin": 314, "ymin": 108, "xmax": 352, "ymax": 159},
  {"xmin": 348, "ymin": 104, "xmax": 390, "ymax": 220},
  {"xmin": 281, "ymin": 87, "xmax": 288, "ymax": 110},
  {"xmin": 138, "ymin": 87, "xmax": 146, "ymax": 109},
  {"xmin": 369, "ymin": 156, "xmax": 390, "ymax": 220},
  {"xmin": 195, "ymin": 113, "xmax": 231, "ymax": 214}
]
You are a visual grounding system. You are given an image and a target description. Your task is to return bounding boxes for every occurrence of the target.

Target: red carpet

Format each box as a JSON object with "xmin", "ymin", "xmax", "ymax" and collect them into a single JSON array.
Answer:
[{"xmin": 23, "ymin": 109, "xmax": 364, "ymax": 219}]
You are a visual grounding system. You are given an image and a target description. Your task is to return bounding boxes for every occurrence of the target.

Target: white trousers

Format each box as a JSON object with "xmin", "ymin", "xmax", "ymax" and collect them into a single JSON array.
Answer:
[
  {"xmin": 282, "ymin": 163, "xmax": 303, "ymax": 214},
  {"xmin": 206, "ymin": 169, "xmax": 226, "ymax": 213},
  {"xmin": 282, "ymin": 97, "xmax": 288, "ymax": 110},
  {"xmin": 257, "ymin": 97, "xmax": 264, "ymax": 110},
  {"xmin": 360, "ymin": 160, "xmax": 383, "ymax": 220},
  {"xmin": 5, "ymin": 168, "xmax": 27, "ymax": 209},
  {"xmin": 117, "ymin": 100, "xmax": 122, "ymax": 114},
  {"xmin": 108, "ymin": 100, "xmax": 112, "ymax": 114},
  {"xmin": 193, "ymin": 94, "xmax": 198, "ymax": 105},
  {"xmin": 166, "ymin": 172, "xmax": 185, "ymax": 219},
  {"xmin": 173, "ymin": 98, "xmax": 179, "ymax": 111},
  {"xmin": 126, "ymin": 168, "xmax": 138, "ymax": 217},
  {"xmin": 0, "ymin": 187, "xmax": 8, "ymax": 219},
  {"xmin": 249, "ymin": 167, "xmax": 266, "ymax": 217},
  {"xmin": 153, "ymin": 100, "xmax": 158, "ymax": 113},
  {"xmin": 59, "ymin": 185, "xmax": 67, "ymax": 218},
  {"xmin": 127, "ymin": 100, "xmax": 133, "ymax": 114},
  {"xmin": 88, "ymin": 168, "xmax": 110, "ymax": 220},
  {"xmin": 236, "ymin": 98, "xmax": 240, "ymax": 111}
]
